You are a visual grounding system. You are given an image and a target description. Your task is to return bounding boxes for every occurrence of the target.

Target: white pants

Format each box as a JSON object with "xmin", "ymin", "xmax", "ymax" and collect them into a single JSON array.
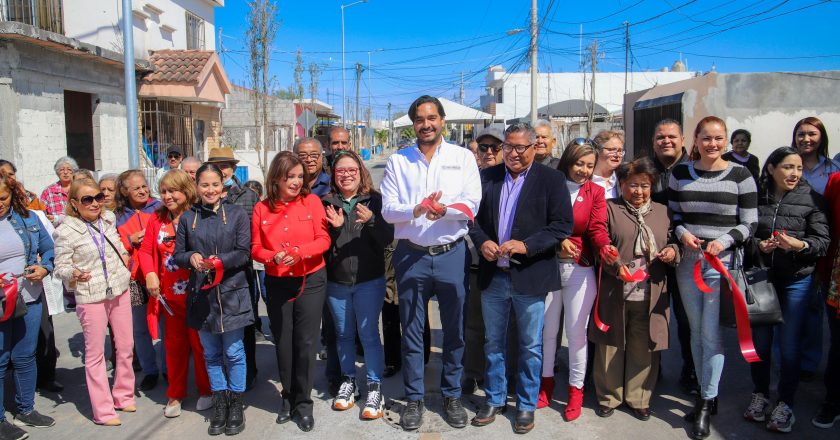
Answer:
[{"xmin": 542, "ymin": 262, "xmax": 597, "ymax": 387}]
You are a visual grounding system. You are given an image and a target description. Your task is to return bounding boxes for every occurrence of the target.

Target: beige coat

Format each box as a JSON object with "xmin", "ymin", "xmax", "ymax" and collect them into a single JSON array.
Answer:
[
  {"xmin": 53, "ymin": 210, "xmax": 131, "ymax": 304},
  {"xmin": 588, "ymin": 199, "xmax": 678, "ymax": 351}
]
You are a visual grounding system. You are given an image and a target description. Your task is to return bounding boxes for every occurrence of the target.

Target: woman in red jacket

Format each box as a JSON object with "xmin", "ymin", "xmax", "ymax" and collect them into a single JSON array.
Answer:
[
  {"xmin": 139, "ymin": 169, "xmax": 212, "ymax": 418},
  {"xmin": 251, "ymin": 151, "xmax": 330, "ymax": 432},
  {"xmin": 537, "ymin": 140, "xmax": 614, "ymax": 421}
]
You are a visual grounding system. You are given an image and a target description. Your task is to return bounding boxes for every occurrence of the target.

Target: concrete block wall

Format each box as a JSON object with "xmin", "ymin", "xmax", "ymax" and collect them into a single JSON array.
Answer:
[
  {"xmin": 0, "ymin": 40, "xmax": 129, "ymax": 194},
  {"xmin": 192, "ymin": 104, "xmax": 222, "ymax": 157}
]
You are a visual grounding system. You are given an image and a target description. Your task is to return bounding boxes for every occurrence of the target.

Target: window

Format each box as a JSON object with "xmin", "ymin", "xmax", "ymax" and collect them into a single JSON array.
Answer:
[
  {"xmin": 185, "ymin": 11, "xmax": 205, "ymax": 50},
  {"xmin": 496, "ymin": 88, "xmax": 504, "ymax": 104},
  {"xmin": 139, "ymin": 99, "xmax": 193, "ymax": 168}
]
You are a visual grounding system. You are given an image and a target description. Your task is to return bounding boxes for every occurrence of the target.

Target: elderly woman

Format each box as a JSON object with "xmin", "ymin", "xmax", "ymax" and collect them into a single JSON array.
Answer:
[
  {"xmin": 590, "ymin": 158, "xmax": 678, "ymax": 421},
  {"xmin": 53, "ymin": 178, "xmax": 134, "ymax": 426},
  {"xmin": 40, "ymin": 156, "xmax": 78, "ymax": 225},
  {"xmin": 98, "ymin": 174, "xmax": 118, "ymax": 212},
  {"xmin": 0, "ymin": 174, "xmax": 56, "ymax": 439}
]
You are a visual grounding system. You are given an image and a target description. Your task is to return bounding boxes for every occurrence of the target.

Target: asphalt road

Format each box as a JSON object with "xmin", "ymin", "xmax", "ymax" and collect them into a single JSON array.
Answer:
[{"xmin": 16, "ymin": 149, "xmax": 839, "ymax": 439}]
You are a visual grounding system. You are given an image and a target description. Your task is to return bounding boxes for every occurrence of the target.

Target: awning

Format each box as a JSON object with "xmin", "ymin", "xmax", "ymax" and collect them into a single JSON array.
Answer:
[
  {"xmin": 633, "ymin": 93, "xmax": 684, "ymax": 110},
  {"xmin": 393, "ymin": 97, "xmax": 494, "ymax": 128},
  {"xmin": 139, "ymin": 50, "xmax": 232, "ymax": 104}
]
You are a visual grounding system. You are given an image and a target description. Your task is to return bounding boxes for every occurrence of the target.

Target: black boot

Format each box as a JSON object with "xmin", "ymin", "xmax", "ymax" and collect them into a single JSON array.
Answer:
[
  {"xmin": 226, "ymin": 392, "xmax": 245, "ymax": 435},
  {"xmin": 684, "ymin": 397, "xmax": 717, "ymax": 422},
  {"xmin": 691, "ymin": 399, "xmax": 713, "ymax": 439},
  {"xmin": 208, "ymin": 391, "xmax": 228, "ymax": 436}
]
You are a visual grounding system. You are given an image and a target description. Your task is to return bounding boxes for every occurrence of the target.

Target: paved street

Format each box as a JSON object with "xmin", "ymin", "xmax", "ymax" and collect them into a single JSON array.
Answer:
[{"xmin": 16, "ymin": 150, "xmax": 838, "ymax": 440}]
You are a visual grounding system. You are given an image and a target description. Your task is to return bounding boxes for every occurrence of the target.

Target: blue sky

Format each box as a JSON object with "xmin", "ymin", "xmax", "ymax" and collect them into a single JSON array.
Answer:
[{"xmin": 215, "ymin": 0, "xmax": 840, "ymax": 120}]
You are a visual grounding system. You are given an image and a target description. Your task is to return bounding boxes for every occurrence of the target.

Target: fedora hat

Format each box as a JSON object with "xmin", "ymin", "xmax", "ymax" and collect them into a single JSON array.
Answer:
[{"xmin": 205, "ymin": 147, "xmax": 239, "ymax": 165}]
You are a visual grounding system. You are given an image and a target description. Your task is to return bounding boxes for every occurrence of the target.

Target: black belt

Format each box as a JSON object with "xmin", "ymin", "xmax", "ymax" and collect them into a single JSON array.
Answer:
[{"xmin": 404, "ymin": 237, "xmax": 463, "ymax": 256}]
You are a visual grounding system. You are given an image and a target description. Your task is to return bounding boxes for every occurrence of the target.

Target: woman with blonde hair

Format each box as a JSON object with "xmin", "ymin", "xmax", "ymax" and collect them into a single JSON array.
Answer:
[
  {"xmin": 53, "ymin": 178, "xmax": 134, "ymax": 426},
  {"xmin": 139, "ymin": 169, "xmax": 212, "ymax": 418}
]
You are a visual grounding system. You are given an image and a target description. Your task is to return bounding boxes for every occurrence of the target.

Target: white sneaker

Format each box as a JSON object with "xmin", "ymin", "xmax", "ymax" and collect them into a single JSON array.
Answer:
[
  {"xmin": 767, "ymin": 401, "xmax": 795, "ymax": 433},
  {"xmin": 332, "ymin": 377, "xmax": 356, "ymax": 411},
  {"xmin": 196, "ymin": 395, "xmax": 213, "ymax": 411},
  {"xmin": 744, "ymin": 392, "xmax": 771, "ymax": 422},
  {"xmin": 361, "ymin": 382, "xmax": 384, "ymax": 420},
  {"xmin": 164, "ymin": 401, "xmax": 182, "ymax": 418}
]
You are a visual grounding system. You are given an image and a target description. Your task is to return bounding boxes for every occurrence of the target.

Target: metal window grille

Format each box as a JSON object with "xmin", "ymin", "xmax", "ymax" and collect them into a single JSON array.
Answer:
[
  {"xmin": 2, "ymin": 0, "xmax": 64, "ymax": 34},
  {"xmin": 139, "ymin": 99, "xmax": 193, "ymax": 169},
  {"xmin": 185, "ymin": 11, "xmax": 205, "ymax": 50}
]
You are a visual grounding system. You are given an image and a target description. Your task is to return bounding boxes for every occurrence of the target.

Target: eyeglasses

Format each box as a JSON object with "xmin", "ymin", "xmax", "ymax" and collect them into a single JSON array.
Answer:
[
  {"xmin": 167, "ymin": 153, "xmax": 181, "ymax": 159},
  {"xmin": 603, "ymin": 148, "xmax": 626, "ymax": 158},
  {"xmin": 334, "ymin": 167, "xmax": 359, "ymax": 176},
  {"xmin": 78, "ymin": 193, "xmax": 105, "ymax": 206},
  {"xmin": 478, "ymin": 143, "xmax": 502, "ymax": 153},
  {"xmin": 297, "ymin": 153, "xmax": 322, "ymax": 161},
  {"xmin": 501, "ymin": 142, "xmax": 533, "ymax": 154}
]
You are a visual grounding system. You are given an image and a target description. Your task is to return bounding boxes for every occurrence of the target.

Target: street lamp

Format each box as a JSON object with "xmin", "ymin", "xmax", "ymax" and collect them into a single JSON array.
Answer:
[{"xmin": 341, "ymin": 0, "xmax": 368, "ymax": 130}]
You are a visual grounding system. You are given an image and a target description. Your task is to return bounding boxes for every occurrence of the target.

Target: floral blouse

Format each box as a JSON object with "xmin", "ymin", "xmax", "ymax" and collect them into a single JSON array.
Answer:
[{"xmin": 158, "ymin": 221, "xmax": 190, "ymax": 299}]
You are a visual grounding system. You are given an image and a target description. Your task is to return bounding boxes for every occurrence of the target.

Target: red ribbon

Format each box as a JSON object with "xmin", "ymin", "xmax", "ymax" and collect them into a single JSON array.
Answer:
[
  {"xmin": 0, "ymin": 274, "xmax": 19, "ymax": 322},
  {"xmin": 693, "ymin": 252, "xmax": 761, "ymax": 363},
  {"xmin": 200, "ymin": 257, "xmax": 224, "ymax": 291},
  {"xmin": 420, "ymin": 196, "xmax": 474, "ymax": 222},
  {"xmin": 594, "ymin": 263, "xmax": 649, "ymax": 333}
]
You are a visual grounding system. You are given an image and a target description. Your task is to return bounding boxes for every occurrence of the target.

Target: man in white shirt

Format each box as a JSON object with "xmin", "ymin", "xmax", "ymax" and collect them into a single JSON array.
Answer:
[{"xmin": 380, "ymin": 95, "xmax": 481, "ymax": 431}]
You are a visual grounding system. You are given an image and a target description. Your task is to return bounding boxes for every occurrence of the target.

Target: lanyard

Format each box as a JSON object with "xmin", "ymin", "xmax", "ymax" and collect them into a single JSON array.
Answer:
[{"xmin": 85, "ymin": 219, "xmax": 108, "ymax": 281}]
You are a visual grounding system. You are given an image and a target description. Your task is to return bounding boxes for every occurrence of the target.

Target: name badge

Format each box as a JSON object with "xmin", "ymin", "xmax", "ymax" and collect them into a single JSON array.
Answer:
[{"xmin": 442, "ymin": 165, "xmax": 461, "ymax": 170}]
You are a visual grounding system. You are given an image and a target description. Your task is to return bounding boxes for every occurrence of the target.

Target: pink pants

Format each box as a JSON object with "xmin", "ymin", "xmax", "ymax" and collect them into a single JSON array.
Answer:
[{"xmin": 76, "ymin": 291, "xmax": 135, "ymax": 424}]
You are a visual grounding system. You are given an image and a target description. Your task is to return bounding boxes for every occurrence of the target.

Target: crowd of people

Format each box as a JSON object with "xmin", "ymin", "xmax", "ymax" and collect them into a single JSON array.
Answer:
[{"xmin": 0, "ymin": 95, "xmax": 838, "ymax": 440}]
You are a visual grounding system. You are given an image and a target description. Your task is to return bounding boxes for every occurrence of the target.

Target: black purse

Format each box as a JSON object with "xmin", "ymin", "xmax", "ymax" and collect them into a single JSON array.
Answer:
[{"xmin": 720, "ymin": 247, "xmax": 783, "ymax": 328}]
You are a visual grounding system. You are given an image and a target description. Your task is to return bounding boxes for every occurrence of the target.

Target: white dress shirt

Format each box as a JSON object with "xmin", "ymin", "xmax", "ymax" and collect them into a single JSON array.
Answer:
[
  {"xmin": 592, "ymin": 172, "xmax": 618, "ymax": 199},
  {"xmin": 381, "ymin": 139, "xmax": 482, "ymax": 246}
]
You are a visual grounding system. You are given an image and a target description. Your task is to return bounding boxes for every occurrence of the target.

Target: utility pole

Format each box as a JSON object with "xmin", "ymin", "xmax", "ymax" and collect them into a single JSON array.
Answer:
[
  {"xmin": 355, "ymin": 62, "xmax": 362, "ymax": 152},
  {"xmin": 122, "ymin": 0, "xmax": 139, "ymax": 168},
  {"xmin": 387, "ymin": 102, "xmax": 392, "ymax": 149},
  {"xmin": 367, "ymin": 52, "xmax": 372, "ymax": 148},
  {"xmin": 624, "ymin": 21, "xmax": 629, "ymax": 95},
  {"xmin": 587, "ymin": 40, "xmax": 598, "ymax": 138},
  {"xmin": 459, "ymin": 71, "xmax": 465, "ymax": 145},
  {"xmin": 529, "ymin": 0, "xmax": 538, "ymax": 125}
]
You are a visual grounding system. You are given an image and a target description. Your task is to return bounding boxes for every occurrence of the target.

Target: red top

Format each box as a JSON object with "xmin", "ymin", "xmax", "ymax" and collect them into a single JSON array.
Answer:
[
  {"xmin": 138, "ymin": 212, "xmax": 187, "ymax": 340},
  {"xmin": 565, "ymin": 180, "xmax": 611, "ymax": 266},
  {"xmin": 251, "ymin": 194, "xmax": 331, "ymax": 278},
  {"xmin": 818, "ymin": 173, "xmax": 840, "ymax": 290},
  {"xmin": 118, "ymin": 211, "xmax": 153, "ymax": 281}
]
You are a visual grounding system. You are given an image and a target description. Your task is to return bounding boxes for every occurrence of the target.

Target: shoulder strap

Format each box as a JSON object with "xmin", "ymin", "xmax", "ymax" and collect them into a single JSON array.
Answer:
[{"xmin": 89, "ymin": 223, "xmax": 129, "ymax": 269}]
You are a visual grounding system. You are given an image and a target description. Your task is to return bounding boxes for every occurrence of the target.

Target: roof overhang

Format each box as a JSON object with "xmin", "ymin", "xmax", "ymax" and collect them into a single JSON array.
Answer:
[{"xmin": 139, "ymin": 51, "xmax": 232, "ymax": 104}]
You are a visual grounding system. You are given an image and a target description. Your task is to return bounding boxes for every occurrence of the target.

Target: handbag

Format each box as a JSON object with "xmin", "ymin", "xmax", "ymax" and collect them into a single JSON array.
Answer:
[
  {"xmin": 90, "ymin": 222, "xmax": 147, "ymax": 306},
  {"xmin": 0, "ymin": 275, "xmax": 28, "ymax": 322},
  {"xmin": 720, "ymin": 247, "xmax": 783, "ymax": 328}
]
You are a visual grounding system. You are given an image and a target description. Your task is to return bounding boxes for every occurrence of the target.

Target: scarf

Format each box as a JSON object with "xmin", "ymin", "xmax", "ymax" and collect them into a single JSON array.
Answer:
[
  {"xmin": 623, "ymin": 199, "xmax": 658, "ymax": 262},
  {"xmin": 828, "ymin": 245, "xmax": 840, "ymax": 317}
]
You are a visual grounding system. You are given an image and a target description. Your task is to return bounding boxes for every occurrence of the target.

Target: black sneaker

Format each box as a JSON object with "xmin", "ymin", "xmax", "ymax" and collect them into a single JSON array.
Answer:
[
  {"xmin": 0, "ymin": 421, "xmax": 28, "ymax": 440},
  {"xmin": 443, "ymin": 397, "xmax": 468, "ymax": 429},
  {"xmin": 13, "ymin": 411, "xmax": 54, "ymax": 428},
  {"xmin": 400, "ymin": 399, "xmax": 425, "ymax": 431},
  {"xmin": 812, "ymin": 402, "xmax": 840, "ymax": 429}
]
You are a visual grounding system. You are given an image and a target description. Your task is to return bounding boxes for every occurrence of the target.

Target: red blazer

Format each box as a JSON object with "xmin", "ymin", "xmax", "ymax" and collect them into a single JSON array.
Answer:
[
  {"xmin": 818, "ymin": 173, "xmax": 840, "ymax": 289},
  {"xmin": 137, "ymin": 213, "xmax": 165, "ymax": 339},
  {"xmin": 251, "ymin": 194, "xmax": 331, "ymax": 278},
  {"xmin": 118, "ymin": 210, "xmax": 153, "ymax": 281},
  {"xmin": 565, "ymin": 180, "xmax": 610, "ymax": 266}
]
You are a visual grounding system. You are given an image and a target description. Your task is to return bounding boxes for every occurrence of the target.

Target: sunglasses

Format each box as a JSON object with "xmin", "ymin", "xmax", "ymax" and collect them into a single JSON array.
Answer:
[
  {"xmin": 78, "ymin": 193, "xmax": 105, "ymax": 206},
  {"xmin": 167, "ymin": 153, "xmax": 181, "ymax": 159},
  {"xmin": 478, "ymin": 143, "xmax": 502, "ymax": 153},
  {"xmin": 571, "ymin": 138, "xmax": 597, "ymax": 147}
]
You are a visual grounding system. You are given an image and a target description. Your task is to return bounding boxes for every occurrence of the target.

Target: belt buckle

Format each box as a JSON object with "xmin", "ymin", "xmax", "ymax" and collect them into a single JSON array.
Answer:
[{"xmin": 428, "ymin": 244, "xmax": 444, "ymax": 256}]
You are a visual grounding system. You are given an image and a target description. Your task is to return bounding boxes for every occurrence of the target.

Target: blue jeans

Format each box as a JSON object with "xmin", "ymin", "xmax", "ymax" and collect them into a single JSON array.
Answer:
[
  {"xmin": 750, "ymin": 274, "xmax": 814, "ymax": 406},
  {"xmin": 132, "ymin": 304, "xmax": 166, "ymax": 376},
  {"xmin": 327, "ymin": 278, "xmax": 386, "ymax": 383},
  {"xmin": 199, "ymin": 327, "xmax": 246, "ymax": 393},
  {"xmin": 0, "ymin": 299, "xmax": 42, "ymax": 421},
  {"xmin": 393, "ymin": 240, "xmax": 468, "ymax": 400},
  {"xmin": 676, "ymin": 250, "xmax": 730, "ymax": 400},
  {"xmin": 481, "ymin": 271, "xmax": 545, "ymax": 411}
]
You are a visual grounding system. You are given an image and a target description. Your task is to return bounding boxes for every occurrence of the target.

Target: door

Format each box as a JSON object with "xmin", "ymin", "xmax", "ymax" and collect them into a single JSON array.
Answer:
[{"xmin": 64, "ymin": 91, "xmax": 95, "ymax": 170}]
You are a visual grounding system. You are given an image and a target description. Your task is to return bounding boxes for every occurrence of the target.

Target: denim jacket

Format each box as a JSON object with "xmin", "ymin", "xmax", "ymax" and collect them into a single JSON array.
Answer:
[{"xmin": 5, "ymin": 210, "xmax": 54, "ymax": 273}]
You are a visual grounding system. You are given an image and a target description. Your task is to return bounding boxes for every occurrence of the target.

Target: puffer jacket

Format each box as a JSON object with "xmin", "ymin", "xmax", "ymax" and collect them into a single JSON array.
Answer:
[
  {"xmin": 321, "ymin": 191, "xmax": 394, "ymax": 285},
  {"xmin": 174, "ymin": 200, "xmax": 253, "ymax": 333},
  {"xmin": 748, "ymin": 180, "xmax": 830, "ymax": 282}
]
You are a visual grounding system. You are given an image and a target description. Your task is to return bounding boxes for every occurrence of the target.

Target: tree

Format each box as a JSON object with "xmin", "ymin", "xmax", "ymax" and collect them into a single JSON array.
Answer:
[
  {"xmin": 400, "ymin": 127, "xmax": 416, "ymax": 140},
  {"xmin": 375, "ymin": 129, "xmax": 388, "ymax": 145},
  {"xmin": 308, "ymin": 63, "xmax": 322, "ymax": 137},
  {"xmin": 294, "ymin": 49, "xmax": 304, "ymax": 100},
  {"xmin": 247, "ymin": 0, "xmax": 280, "ymax": 179}
]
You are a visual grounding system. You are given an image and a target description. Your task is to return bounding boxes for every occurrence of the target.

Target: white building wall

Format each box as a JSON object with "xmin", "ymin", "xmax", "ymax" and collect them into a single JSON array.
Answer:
[
  {"xmin": 64, "ymin": 0, "xmax": 219, "ymax": 58},
  {"xmin": 483, "ymin": 69, "xmax": 696, "ymax": 120}
]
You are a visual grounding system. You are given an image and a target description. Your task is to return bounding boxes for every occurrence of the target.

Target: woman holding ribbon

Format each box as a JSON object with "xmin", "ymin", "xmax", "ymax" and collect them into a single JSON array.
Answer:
[
  {"xmin": 53, "ymin": 178, "xmax": 134, "ymax": 426},
  {"xmin": 139, "ymin": 169, "xmax": 213, "ymax": 418},
  {"xmin": 174, "ymin": 164, "xmax": 252, "ymax": 436},
  {"xmin": 668, "ymin": 116, "xmax": 758, "ymax": 439},
  {"xmin": 251, "ymin": 151, "xmax": 330, "ymax": 432},
  {"xmin": 0, "ymin": 173, "xmax": 56, "ymax": 438},
  {"xmin": 321, "ymin": 150, "xmax": 393, "ymax": 418},
  {"xmin": 537, "ymin": 140, "xmax": 613, "ymax": 420},
  {"xmin": 589, "ymin": 158, "xmax": 677, "ymax": 421},
  {"xmin": 741, "ymin": 147, "xmax": 828, "ymax": 433}
]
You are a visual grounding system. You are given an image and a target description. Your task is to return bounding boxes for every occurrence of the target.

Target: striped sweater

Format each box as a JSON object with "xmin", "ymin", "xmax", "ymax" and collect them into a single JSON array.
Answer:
[{"xmin": 667, "ymin": 161, "xmax": 758, "ymax": 250}]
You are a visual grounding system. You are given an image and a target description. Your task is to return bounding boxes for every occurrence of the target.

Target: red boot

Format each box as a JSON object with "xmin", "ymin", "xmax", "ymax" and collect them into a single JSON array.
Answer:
[
  {"xmin": 565, "ymin": 385, "xmax": 584, "ymax": 421},
  {"xmin": 537, "ymin": 376, "xmax": 555, "ymax": 409}
]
